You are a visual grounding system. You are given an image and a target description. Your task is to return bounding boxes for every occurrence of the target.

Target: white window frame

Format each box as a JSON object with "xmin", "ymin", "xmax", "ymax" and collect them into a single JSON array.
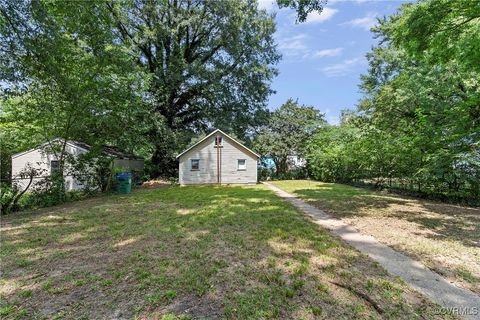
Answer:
[{"xmin": 237, "ymin": 159, "xmax": 246, "ymax": 171}]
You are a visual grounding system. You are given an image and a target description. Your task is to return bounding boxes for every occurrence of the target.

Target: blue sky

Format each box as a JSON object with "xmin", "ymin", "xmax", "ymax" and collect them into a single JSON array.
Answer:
[{"xmin": 259, "ymin": 0, "xmax": 409, "ymax": 124}]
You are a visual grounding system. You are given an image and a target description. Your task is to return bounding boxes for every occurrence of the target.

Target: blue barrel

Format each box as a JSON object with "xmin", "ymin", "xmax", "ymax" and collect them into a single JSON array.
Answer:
[{"xmin": 115, "ymin": 173, "xmax": 132, "ymax": 194}]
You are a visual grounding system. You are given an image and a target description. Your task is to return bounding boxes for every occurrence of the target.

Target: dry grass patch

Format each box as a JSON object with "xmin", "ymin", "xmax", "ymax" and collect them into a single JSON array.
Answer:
[
  {"xmin": 271, "ymin": 180, "xmax": 480, "ymax": 294},
  {"xmin": 1, "ymin": 185, "xmax": 453, "ymax": 319}
]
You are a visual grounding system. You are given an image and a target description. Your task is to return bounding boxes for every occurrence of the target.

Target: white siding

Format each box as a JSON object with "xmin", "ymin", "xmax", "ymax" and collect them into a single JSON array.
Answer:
[
  {"xmin": 179, "ymin": 137, "xmax": 218, "ymax": 185},
  {"xmin": 178, "ymin": 134, "xmax": 258, "ymax": 185},
  {"xmin": 11, "ymin": 143, "xmax": 87, "ymax": 192}
]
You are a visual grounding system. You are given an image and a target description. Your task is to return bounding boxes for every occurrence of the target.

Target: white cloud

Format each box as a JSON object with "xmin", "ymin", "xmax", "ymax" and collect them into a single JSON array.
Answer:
[
  {"xmin": 277, "ymin": 34, "xmax": 309, "ymax": 56},
  {"xmin": 257, "ymin": 0, "xmax": 275, "ymax": 11},
  {"xmin": 341, "ymin": 12, "xmax": 378, "ymax": 31},
  {"xmin": 327, "ymin": 115, "xmax": 340, "ymax": 125},
  {"xmin": 305, "ymin": 7, "xmax": 338, "ymax": 24},
  {"xmin": 313, "ymin": 47, "xmax": 343, "ymax": 58},
  {"xmin": 321, "ymin": 57, "xmax": 365, "ymax": 77}
]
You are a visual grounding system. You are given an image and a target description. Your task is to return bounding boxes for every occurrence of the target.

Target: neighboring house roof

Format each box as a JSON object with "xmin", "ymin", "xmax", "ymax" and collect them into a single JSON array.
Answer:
[
  {"xmin": 12, "ymin": 139, "xmax": 87, "ymax": 160},
  {"xmin": 176, "ymin": 129, "xmax": 260, "ymax": 159},
  {"xmin": 12, "ymin": 139, "xmax": 143, "ymax": 160},
  {"xmin": 102, "ymin": 146, "xmax": 144, "ymax": 160}
]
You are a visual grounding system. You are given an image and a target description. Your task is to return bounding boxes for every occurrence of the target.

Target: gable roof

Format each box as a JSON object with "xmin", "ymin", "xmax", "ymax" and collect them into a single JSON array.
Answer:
[
  {"xmin": 12, "ymin": 139, "xmax": 143, "ymax": 160},
  {"xmin": 11, "ymin": 139, "xmax": 89, "ymax": 160},
  {"xmin": 176, "ymin": 129, "xmax": 260, "ymax": 159}
]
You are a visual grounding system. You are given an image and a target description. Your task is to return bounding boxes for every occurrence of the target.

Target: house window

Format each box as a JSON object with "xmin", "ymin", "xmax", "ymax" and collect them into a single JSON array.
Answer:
[
  {"xmin": 214, "ymin": 136, "xmax": 223, "ymax": 147},
  {"xmin": 237, "ymin": 159, "xmax": 246, "ymax": 171},
  {"xmin": 50, "ymin": 160, "xmax": 60, "ymax": 174},
  {"xmin": 191, "ymin": 159, "xmax": 200, "ymax": 171}
]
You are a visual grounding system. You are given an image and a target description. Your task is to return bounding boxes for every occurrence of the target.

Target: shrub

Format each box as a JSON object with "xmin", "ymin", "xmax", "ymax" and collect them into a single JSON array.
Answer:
[
  {"xmin": 1, "ymin": 164, "xmax": 48, "ymax": 214},
  {"xmin": 69, "ymin": 153, "xmax": 114, "ymax": 193},
  {"xmin": 0, "ymin": 183, "xmax": 15, "ymax": 214},
  {"xmin": 258, "ymin": 167, "xmax": 274, "ymax": 181},
  {"xmin": 2, "ymin": 163, "xmax": 91, "ymax": 214}
]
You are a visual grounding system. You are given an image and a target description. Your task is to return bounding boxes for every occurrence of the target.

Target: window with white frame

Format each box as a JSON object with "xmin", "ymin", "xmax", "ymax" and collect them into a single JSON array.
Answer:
[
  {"xmin": 191, "ymin": 159, "xmax": 200, "ymax": 171},
  {"xmin": 237, "ymin": 159, "xmax": 246, "ymax": 171}
]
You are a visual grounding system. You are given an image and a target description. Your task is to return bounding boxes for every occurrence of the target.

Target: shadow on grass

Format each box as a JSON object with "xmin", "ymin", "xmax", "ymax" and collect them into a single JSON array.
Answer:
[
  {"xmin": 293, "ymin": 187, "xmax": 409, "ymax": 218},
  {"xmin": 0, "ymin": 185, "xmax": 445, "ymax": 319},
  {"xmin": 291, "ymin": 183, "xmax": 480, "ymax": 249},
  {"xmin": 392, "ymin": 204, "xmax": 480, "ymax": 249}
]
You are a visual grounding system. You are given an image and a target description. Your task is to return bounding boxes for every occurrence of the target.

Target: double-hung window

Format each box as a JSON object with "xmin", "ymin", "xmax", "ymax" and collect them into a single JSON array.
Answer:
[{"xmin": 237, "ymin": 159, "xmax": 246, "ymax": 171}]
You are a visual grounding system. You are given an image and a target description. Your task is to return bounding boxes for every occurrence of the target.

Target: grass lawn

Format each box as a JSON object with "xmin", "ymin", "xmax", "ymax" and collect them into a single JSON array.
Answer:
[
  {"xmin": 1, "ymin": 185, "xmax": 452, "ymax": 319},
  {"xmin": 270, "ymin": 180, "xmax": 480, "ymax": 295}
]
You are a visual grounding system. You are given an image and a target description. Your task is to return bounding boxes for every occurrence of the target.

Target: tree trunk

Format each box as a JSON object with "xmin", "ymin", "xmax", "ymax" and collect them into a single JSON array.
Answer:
[
  {"xmin": 275, "ymin": 156, "xmax": 289, "ymax": 177},
  {"xmin": 8, "ymin": 173, "xmax": 35, "ymax": 213}
]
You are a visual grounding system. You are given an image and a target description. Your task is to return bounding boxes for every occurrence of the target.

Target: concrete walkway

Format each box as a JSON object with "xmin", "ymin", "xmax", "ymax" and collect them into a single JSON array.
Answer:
[{"xmin": 264, "ymin": 182, "xmax": 480, "ymax": 320}]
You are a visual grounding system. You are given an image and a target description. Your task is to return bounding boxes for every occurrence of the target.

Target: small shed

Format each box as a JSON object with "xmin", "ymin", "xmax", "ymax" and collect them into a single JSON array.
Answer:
[
  {"xmin": 176, "ymin": 129, "xmax": 259, "ymax": 185},
  {"xmin": 11, "ymin": 139, "xmax": 144, "ymax": 191}
]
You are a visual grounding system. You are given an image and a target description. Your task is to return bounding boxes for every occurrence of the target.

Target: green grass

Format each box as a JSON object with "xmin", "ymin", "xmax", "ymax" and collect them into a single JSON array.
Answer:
[
  {"xmin": 0, "ymin": 185, "xmax": 452, "ymax": 319},
  {"xmin": 271, "ymin": 180, "xmax": 480, "ymax": 294}
]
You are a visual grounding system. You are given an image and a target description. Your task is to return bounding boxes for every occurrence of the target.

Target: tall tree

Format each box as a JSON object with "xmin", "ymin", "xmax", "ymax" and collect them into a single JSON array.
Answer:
[
  {"xmin": 0, "ymin": 1, "xmax": 148, "ymax": 181},
  {"xmin": 254, "ymin": 99, "xmax": 325, "ymax": 175},
  {"xmin": 106, "ymin": 0, "xmax": 280, "ymax": 175},
  {"xmin": 305, "ymin": 1, "xmax": 480, "ymax": 201},
  {"xmin": 387, "ymin": 0, "xmax": 480, "ymax": 72}
]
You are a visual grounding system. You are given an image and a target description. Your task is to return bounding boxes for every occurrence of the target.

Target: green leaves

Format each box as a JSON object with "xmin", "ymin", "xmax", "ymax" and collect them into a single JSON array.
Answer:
[
  {"xmin": 254, "ymin": 99, "xmax": 325, "ymax": 175},
  {"xmin": 1, "ymin": 0, "xmax": 280, "ymax": 178},
  {"xmin": 388, "ymin": 0, "xmax": 480, "ymax": 72},
  {"xmin": 306, "ymin": 0, "xmax": 480, "ymax": 202},
  {"xmin": 107, "ymin": 0, "xmax": 280, "ymax": 174},
  {"xmin": 276, "ymin": 0, "xmax": 326, "ymax": 23}
]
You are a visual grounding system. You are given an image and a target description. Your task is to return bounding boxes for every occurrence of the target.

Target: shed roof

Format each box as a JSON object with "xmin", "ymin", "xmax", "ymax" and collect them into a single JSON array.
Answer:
[
  {"xmin": 12, "ymin": 139, "xmax": 143, "ymax": 160},
  {"xmin": 176, "ymin": 129, "xmax": 260, "ymax": 159}
]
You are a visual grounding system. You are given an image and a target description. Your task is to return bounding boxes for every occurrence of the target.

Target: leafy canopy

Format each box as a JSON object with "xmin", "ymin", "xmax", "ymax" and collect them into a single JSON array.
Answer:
[
  {"xmin": 254, "ymin": 99, "xmax": 325, "ymax": 175},
  {"xmin": 305, "ymin": 0, "xmax": 480, "ymax": 202}
]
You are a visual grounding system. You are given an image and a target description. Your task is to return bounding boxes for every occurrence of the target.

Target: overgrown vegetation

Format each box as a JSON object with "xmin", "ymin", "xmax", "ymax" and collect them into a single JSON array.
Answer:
[
  {"xmin": 0, "ymin": 142, "xmax": 127, "ymax": 214},
  {"xmin": 0, "ymin": 185, "xmax": 452, "ymax": 319},
  {"xmin": 2, "ymin": 0, "xmax": 478, "ymax": 207},
  {"xmin": 254, "ymin": 99, "xmax": 325, "ymax": 178},
  {"xmin": 304, "ymin": 1, "xmax": 480, "ymax": 204}
]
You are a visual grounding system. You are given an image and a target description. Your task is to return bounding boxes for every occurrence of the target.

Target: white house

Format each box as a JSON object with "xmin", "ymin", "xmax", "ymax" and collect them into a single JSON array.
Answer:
[
  {"xmin": 287, "ymin": 155, "xmax": 307, "ymax": 170},
  {"xmin": 176, "ymin": 129, "xmax": 259, "ymax": 185},
  {"xmin": 11, "ymin": 139, "xmax": 144, "ymax": 191}
]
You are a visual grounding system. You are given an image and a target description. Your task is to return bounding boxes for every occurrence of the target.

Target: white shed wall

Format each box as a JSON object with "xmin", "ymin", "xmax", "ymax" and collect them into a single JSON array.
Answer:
[
  {"xmin": 11, "ymin": 144, "xmax": 87, "ymax": 192},
  {"xmin": 178, "ymin": 134, "xmax": 258, "ymax": 185}
]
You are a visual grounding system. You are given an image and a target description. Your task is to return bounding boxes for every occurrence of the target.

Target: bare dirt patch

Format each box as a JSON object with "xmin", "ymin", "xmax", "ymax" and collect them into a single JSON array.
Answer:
[{"xmin": 139, "ymin": 179, "xmax": 171, "ymax": 189}]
